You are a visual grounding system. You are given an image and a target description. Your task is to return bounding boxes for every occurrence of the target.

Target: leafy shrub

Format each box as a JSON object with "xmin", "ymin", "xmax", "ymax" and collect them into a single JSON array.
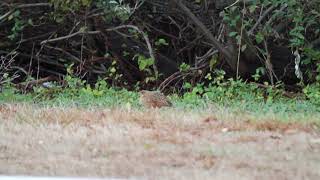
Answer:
[{"xmin": 303, "ymin": 84, "xmax": 320, "ymax": 105}]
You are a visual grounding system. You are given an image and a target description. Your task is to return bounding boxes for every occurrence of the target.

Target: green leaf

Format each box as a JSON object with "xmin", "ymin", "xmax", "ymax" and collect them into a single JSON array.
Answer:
[
  {"xmin": 155, "ymin": 38, "xmax": 169, "ymax": 46},
  {"xmin": 179, "ymin": 63, "xmax": 190, "ymax": 72},
  {"xmin": 28, "ymin": 19, "xmax": 34, "ymax": 26},
  {"xmin": 228, "ymin": 31, "xmax": 238, "ymax": 37},
  {"xmin": 209, "ymin": 55, "xmax": 218, "ymax": 71},
  {"xmin": 255, "ymin": 32, "xmax": 264, "ymax": 44},
  {"xmin": 137, "ymin": 55, "xmax": 154, "ymax": 71},
  {"xmin": 249, "ymin": 5, "xmax": 257, "ymax": 13},
  {"xmin": 8, "ymin": 14, "xmax": 14, "ymax": 21},
  {"xmin": 110, "ymin": 67, "xmax": 116, "ymax": 73},
  {"xmin": 241, "ymin": 44, "xmax": 247, "ymax": 52}
]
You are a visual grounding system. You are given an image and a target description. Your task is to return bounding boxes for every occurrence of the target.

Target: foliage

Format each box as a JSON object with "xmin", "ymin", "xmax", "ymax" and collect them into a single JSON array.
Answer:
[
  {"xmin": 1, "ymin": 0, "xmax": 320, "ymax": 95},
  {"xmin": 95, "ymin": 0, "xmax": 131, "ymax": 23},
  {"xmin": 179, "ymin": 63, "xmax": 191, "ymax": 72},
  {"xmin": 1, "ymin": 76, "xmax": 319, "ymax": 122},
  {"xmin": 303, "ymin": 84, "xmax": 320, "ymax": 106},
  {"xmin": 7, "ymin": 10, "xmax": 25, "ymax": 40},
  {"xmin": 155, "ymin": 38, "xmax": 169, "ymax": 47},
  {"xmin": 0, "ymin": 86, "xmax": 33, "ymax": 103},
  {"xmin": 134, "ymin": 54, "xmax": 157, "ymax": 83},
  {"xmin": 104, "ymin": 59, "xmax": 124, "ymax": 85},
  {"xmin": 49, "ymin": 0, "xmax": 92, "ymax": 11},
  {"xmin": 302, "ymin": 47, "xmax": 320, "ymax": 81},
  {"xmin": 48, "ymin": 0, "xmax": 131, "ymax": 23},
  {"xmin": 136, "ymin": 55, "xmax": 154, "ymax": 72},
  {"xmin": 223, "ymin": 0, "xmax": 320, "ymax": 83}
]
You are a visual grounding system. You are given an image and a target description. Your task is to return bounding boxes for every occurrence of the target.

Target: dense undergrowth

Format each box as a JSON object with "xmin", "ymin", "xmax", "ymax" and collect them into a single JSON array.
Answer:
[
  {"xmin": 1, "ymin": 0, "xmax": 320, "ymax": 89},
  {"xmin": 1, "ymin": 1, "xmax": 320, "ymax": 118}
]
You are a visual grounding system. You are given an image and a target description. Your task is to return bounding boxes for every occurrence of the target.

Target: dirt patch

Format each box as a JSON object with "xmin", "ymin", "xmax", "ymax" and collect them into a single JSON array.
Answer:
[{"xmin": 0, "ymin": 104, "xmax": 320, "ymax": 179}]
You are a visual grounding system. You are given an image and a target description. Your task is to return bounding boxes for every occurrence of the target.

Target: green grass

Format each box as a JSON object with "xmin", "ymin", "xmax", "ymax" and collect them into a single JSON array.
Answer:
[{"xmin": 1, "ymin": 83, "xmax": 319, "ymax": 123}]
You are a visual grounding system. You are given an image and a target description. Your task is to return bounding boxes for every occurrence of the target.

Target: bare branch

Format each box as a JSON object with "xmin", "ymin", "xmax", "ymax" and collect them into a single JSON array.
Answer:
[
  {"xmin": 40, "ymin": 25, "xmax": 159, "ymax": 78},
  {"xmin": 0, "ymin": 3, "xmax": 51, "ymax": 22},
  {"xmin": 249, "ymin": 5, "xmax": 276, "ymax": 35},
  {"xmin": 171, "ymin": 0, "xmax": 238, "ymax": 71}
]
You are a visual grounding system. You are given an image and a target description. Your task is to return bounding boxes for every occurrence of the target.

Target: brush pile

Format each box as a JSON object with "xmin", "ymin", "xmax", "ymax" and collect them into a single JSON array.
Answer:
[{"xmin": 0, "ymin": 0, "xmax": 319, "ymax": 91}]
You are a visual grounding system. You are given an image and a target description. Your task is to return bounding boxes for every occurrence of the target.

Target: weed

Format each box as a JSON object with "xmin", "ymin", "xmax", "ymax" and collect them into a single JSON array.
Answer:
[{"xmin": 1, "ymin": 73, "xmax": 319, "ymax": 123}]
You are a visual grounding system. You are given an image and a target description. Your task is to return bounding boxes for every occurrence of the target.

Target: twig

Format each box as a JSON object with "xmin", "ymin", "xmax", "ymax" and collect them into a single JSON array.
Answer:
[
  {"xmin": 264, "ymin": 4, "xmax": 288, "ymax": 29},
  {"xmin": 19, "ymin": 32, "xmax": 55, "ymax": 44},
  {"xmin": 249, "ymin": 5, "xmax": 276, "ymax": 35},
  {"xmin": 40, "ymin": 25, "xmax": 159, "ymax": 78},
  {"xmin": 0, "ymin": 3, "xmax": 51, "ymax": 22},
  {"xmin": 236, "ymin": 2, "xmax": 246, "ymax": 79},
  {"xmin": 263, "ymin": 40, "xmax": 276, "ymax": 85},
  {"xmin": 159, "ymin": 61, "xmax": 208, "ymax": 91},
  {"xmin": 40, "ymin": 30, "xmax": 100, "ymax": 44},
  {"xmin": 172, "ymin": 0, "xmax": 237, "ymax": 71},
  {"xmin": 44, "ymin": 45, "xmax": 82, "ymax": 63},
  {"xmin": 15, "ymin": 75, "xmax": 57, "ymax": 91}
]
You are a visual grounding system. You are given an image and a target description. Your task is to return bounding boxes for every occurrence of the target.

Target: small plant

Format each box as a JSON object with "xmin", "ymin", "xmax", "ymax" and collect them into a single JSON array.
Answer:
[
  {"xmin": 95, "ymin": 0, "xmax": 131, "ymax": 23},
  {"xmin": 49, "ymin": 0, "xmax": 92, "ymax": 12},
  {"xmin": 302, "ymin": 48, "xmax": 320, "ymax": 82},
  {"xmin": 155, "ymin": 38, "xmax": 169, "ymax": 47},
  {"xmin": 64, "ymin": 64, "xmax": 86, "ymax": 93},
  {"xmin": 136, "ymin": 55, "xmax": 154, "ymax": 72},
  {"xmin": 134, "ymin": 54, "xmax": 157, "ymax": 84},
  {"xmin": 7, "ymin": 10, "xmax": 25, "ymax": 40},
  {"xmin": 104, "ymin": 59, "xmax": 124, "ymax": 86},
  {"xmin": 303, "ymin": 84, "xmax": 320, "ymax": 105},
  {"xmin": 252, "ymin": 67, "xmax": 266, "ymax": 81},
  {"xmin": 179, "ymin": 63, "xmax": 191, "ymax": 72}
]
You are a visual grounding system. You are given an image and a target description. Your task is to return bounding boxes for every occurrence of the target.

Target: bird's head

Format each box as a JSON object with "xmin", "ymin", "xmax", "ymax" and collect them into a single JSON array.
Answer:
[{"xmin": 139, "ymin": 90, "xmax": 148, "ymax": 96}]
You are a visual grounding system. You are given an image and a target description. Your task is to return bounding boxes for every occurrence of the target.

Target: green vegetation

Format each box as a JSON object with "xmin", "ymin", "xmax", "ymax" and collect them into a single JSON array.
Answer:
[
  {"xmin": 1, "ymin": 0, "xmax": 319, "ymax": 87},
  {"xmin": 1, "ymin": 74, "xmax": 319, "ymax": 123}
]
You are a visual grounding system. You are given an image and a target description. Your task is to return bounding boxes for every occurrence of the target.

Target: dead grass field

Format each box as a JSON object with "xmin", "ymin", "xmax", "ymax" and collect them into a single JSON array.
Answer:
[{"xmin": 0, "ymin": 103, "xmax": 320, "ymax": 180}]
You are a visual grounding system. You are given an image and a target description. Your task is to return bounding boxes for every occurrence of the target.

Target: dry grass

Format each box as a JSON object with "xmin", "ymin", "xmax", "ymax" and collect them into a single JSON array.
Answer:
[{"xmin": 0, "ymin": 103, "xmax": 320, "ymax": 180}]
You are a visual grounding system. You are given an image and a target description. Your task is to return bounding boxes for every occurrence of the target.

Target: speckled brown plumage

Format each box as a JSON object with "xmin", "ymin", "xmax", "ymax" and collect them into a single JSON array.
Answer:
[{"xmin": 139, "ymin": 90, "xmax": 172, "ymax": 108}]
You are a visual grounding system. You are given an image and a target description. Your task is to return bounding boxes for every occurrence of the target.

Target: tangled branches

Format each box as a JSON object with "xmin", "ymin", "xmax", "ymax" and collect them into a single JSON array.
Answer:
[{"xmin": 0, "ymin": 0, "xmax": 319, "ymax": 92}]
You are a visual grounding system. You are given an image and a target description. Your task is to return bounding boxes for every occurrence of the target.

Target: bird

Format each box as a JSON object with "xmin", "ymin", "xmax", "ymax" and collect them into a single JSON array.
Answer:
[{"xmin": 139, "ymin": 90, "xmax": 172, "ymax": 108}]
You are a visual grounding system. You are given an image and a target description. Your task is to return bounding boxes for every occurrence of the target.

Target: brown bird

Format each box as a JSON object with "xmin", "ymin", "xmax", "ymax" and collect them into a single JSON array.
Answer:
[{"xmin": 139, "ymin": 90, "xmax": 172, "ymax": 108}]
